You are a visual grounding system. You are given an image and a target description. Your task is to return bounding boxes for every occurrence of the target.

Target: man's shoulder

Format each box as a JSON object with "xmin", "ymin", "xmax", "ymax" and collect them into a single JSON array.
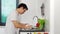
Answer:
[{"xmin": 7, "ymin": 10, "xmax": 17, "ymax": 17}]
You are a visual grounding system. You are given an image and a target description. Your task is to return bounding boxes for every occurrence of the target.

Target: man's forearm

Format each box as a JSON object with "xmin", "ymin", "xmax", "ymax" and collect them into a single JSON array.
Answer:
[
  {"xmin": 16, "ymin": 23, "xmax": 26, "ymax": 28},
  {"xmin": 12, "ymin": 20, "xmax": 26, "ymax": 29}
]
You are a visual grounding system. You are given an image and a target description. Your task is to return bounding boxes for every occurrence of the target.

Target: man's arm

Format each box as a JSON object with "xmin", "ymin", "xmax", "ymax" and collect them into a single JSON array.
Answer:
[{"xmin": 12, "ymin": 20, "xmax": 32, "ymax": 29}]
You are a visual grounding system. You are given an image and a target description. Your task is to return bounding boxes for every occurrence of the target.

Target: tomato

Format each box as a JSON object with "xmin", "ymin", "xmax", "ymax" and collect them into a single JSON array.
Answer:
[
  {"xmin": 36, "ymin": 23, "xmax": 40, "ymax": 27},
  {"xmin": 37, "ymin": 32, "xmax": 41, "ymax": 34}
]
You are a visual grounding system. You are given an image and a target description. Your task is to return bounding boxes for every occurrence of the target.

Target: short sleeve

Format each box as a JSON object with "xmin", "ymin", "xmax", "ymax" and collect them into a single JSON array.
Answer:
[
  {"xmin": 7, "ymin": 11, "xmax": 18, "ymax": 21},
  {"xmin": 10, "ymin": 14, "xmax": 17, "ymax": 21}
]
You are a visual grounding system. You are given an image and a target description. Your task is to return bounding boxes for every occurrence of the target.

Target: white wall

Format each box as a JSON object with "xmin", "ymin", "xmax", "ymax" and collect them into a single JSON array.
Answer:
[
  {"xmin": 0, "ymin": 27, "xmax": 6, "ymax": 34},
  {"xmin": 54, "ymin": 0, "xmax": 60, "ymax": 34},
  {"xmin": 44, "ymin": 0, "xmax": 50, "ymax": 32}
]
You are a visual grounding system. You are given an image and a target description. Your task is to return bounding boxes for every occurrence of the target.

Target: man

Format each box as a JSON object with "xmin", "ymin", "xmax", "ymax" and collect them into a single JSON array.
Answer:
[{"xmin": 6, "ymin": 3, "xmax": 32, "ymax": 34}]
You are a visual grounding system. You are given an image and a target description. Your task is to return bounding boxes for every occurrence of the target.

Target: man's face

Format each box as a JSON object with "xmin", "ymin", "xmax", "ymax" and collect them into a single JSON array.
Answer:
[{"xmin": 18, "ymin": 7, "xmax": 27, "ymax": 14}]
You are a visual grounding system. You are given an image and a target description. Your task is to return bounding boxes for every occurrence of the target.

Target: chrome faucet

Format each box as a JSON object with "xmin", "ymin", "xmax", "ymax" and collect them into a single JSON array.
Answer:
[{"xmin": 33, "ymin": 16, "xmax": 38, "ymax": 20}]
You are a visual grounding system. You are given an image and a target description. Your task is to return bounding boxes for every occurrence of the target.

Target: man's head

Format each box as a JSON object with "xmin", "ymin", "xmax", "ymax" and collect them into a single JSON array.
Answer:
[{"xmin": 16, "ymin": 3, "xmax": 28, "ymax": 14}]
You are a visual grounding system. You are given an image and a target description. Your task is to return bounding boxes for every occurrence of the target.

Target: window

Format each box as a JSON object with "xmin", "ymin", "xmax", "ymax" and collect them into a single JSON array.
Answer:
[{"xmin": 0, "ymin": 0, "xmax": 19, "ymax": 26}]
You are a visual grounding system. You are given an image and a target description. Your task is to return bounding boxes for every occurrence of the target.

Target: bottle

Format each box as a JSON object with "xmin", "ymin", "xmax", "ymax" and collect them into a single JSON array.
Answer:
[
  {"xmin": 37, "ymin": 32, "xmax": 41, "ymax": 34},
  {"xmin": 34, "ymin": 32, "xmax": 36, "ymax": 34},
  {"xmin": 30, "ymin": 32, "xmax": 32, "ymax": 34}
]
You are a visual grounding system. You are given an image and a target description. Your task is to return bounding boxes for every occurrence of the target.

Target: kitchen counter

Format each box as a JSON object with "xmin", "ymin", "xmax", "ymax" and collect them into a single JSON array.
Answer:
[
  {"xmin": 19, "ymin": 29, "xmax": 45, "ymax": 32},
  {"xmin": 19, "ymin": 29, "xmax": 45, "ymax": 34}
]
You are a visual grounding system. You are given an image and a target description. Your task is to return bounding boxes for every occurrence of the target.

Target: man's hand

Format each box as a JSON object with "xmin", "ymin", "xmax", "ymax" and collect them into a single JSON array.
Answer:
[{"xmin": 24, "ymin": 25, "xmax": 32, "ymax": 29}]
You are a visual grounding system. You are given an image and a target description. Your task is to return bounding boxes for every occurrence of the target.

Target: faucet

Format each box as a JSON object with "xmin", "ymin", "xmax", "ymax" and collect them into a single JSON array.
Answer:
[
  {"xmin": 33, "ymin": 16, "xmax": 38, "ymax": 20},
  {"xmin": 33, "ymin": 16, "xmax": 38, "ymax": 27}
]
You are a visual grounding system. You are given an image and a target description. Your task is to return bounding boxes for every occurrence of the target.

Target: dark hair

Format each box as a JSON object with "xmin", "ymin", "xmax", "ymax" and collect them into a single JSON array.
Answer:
[{"xmin": 17, "ymin": 3, "xmax": 28, "ymax": 10}]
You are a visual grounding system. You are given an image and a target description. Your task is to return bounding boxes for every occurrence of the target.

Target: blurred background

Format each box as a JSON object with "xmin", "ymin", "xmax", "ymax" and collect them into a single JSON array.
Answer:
[{"xmin": 0, "ymin": 0, "xmax": 50, "ymax": 34}]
